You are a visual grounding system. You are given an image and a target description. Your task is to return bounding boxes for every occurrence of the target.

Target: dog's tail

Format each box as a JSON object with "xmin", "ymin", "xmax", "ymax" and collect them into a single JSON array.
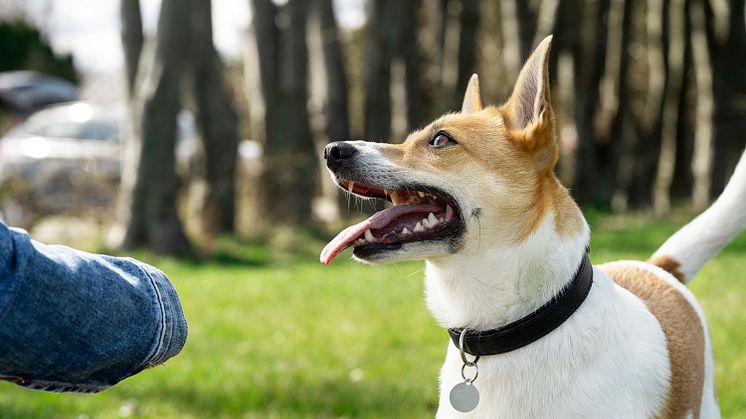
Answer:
[{"xmin": 649, "ymin": 148, "xmax": 746, "ymax": 284}]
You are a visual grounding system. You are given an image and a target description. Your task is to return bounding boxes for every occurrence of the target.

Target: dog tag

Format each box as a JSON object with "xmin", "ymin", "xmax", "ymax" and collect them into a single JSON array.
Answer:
[{"xmin": 449, "ymin": 382, "xmax": 479, "ymax": 413}]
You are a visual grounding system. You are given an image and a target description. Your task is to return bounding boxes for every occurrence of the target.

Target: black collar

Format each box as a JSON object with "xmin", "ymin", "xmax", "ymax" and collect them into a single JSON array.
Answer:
[{"xmin": 448, "ymin": 252, "xmax": 593, "ymax": 356}]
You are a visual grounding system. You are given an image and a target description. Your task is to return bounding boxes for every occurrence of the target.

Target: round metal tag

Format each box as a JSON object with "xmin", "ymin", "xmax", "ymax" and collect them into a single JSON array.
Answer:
[{"xmin": 449, "ymin": 382, "xmax": 479, "ymax": 413}]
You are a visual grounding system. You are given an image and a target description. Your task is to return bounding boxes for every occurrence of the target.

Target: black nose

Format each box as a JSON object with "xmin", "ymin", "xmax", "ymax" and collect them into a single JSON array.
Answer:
[{"xmin": 324, "ymin": 141, "xmax": 357, "ymax": 170}]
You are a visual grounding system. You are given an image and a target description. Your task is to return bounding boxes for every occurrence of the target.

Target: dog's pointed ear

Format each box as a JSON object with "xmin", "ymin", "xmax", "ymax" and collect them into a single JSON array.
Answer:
[
  {"xmin": 505, "ymin": 35, "xmax": 553, "ymax": 130},
  {"xmin": 461, "ymin": 74, "xmax": 483, "ymax": 114}
]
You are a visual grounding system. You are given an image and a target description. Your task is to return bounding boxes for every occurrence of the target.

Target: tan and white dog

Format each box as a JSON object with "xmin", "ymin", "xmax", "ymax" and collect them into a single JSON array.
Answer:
[{"xmin": 321, "ymin": 35, "xmax": 745, "ymax": 418}]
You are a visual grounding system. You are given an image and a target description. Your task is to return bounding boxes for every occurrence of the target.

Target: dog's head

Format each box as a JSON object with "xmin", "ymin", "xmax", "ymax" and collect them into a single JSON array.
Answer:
[{"xmin": 321, "ymin": 36, "xmax": 582, "ymax": 265}]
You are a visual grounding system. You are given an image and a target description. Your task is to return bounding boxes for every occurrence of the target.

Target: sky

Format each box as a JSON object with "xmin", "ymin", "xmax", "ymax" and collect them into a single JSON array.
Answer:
[{"xmin": 1, "ymin": 0, "xmax": 366, "ymax": 72}]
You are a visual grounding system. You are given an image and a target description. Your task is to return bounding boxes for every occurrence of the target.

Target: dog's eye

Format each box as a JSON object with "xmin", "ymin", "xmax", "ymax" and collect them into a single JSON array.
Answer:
[{"xmin": 429, "ymin": 132, "xmax": 456, "ymax": 148}]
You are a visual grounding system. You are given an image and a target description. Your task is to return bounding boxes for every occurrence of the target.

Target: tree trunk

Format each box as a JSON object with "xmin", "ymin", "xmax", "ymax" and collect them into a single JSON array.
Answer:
[
  {"xmin": 688, "ymin": 0, "xmax": 714, "ymax": 210},
  {"xmin": 363, "ymin": 0, "xmax": 393, "ymax": 142},
  {"xmin": 708, "ymin": 0, "xmax": 746, "ymax": 198},
  {"xmin": 595, "ymin": 0, "xmax": 633, "ymax": 210},
  {"xmin": 455, "ymin": 0, "xmax": 480, "ymax": 103},
  {"xmin": 611, "ymin": 0, "xmax": 646, "ymax": 211},
  {"xmin": 400, "ymin": 1, "xmax": 426, "ymax": 133},
  {"xmin": 190, "ymin": 0, "xmax": 239, "ymax": 234},
  {"xmin": 115, "ymin": 0, "xmax": 192, "ymax": 254},
  {"xmin": 363, "ymin": 1, "xmax": 425, "ymax": 142},
  {"xmin": 307, "ymin": 0, "xmax": 350, "ymax": 223},
  {"xmin": 622, "ymin": 0, "xmax": 663, "ymax": 208},
  {"xmin": 250, "ymin": 0, "xmax": 317, "ymax": 226},
  {"xmin": 312, "ymin": 0, "xmax": 350, "ymax": 145},
  {"xmin": 569, "ymin": 0, "xmax": 608, "ymax": 206},
  {"xmin": 653, "ymin": 0, "xmax": 687, "ymax": 214},
  {"xmin": 500, "ymin": 0, "xmax": 540, "ymax": 83},
  {"xmin": 120, "ymin": 0, "xmax": 143, "ymax": 95},
  {"xmin": 432, "ymin": 0, "xmax": 480, "ymax": 115},
  {"xmin": 113, "ymin": 0, "xmax": 144, "ymax": 248}
]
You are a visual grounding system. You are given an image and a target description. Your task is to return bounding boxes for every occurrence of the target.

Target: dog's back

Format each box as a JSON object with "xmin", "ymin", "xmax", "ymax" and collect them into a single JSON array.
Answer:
[{"xmin": 596, "ymin": 149, "xmax": 746, "ymax": 418}]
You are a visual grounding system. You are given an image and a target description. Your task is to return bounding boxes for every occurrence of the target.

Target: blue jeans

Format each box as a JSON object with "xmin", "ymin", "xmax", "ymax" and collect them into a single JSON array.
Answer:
[{"xmin": 0, "ymin": 222, "xmax": 187, "ymax": 392}]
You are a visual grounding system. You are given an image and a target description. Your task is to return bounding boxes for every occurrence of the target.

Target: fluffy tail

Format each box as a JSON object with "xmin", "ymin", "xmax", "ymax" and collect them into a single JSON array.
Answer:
[{"xmin": 650, "ymin": 148, "xmax": 746, "ymax": 284}]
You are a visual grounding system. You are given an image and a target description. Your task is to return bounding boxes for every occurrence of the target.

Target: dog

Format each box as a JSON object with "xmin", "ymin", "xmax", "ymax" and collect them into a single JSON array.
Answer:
[{"xmin": 320, "ymin": 35, "xmax": 745, "ymax": 418}]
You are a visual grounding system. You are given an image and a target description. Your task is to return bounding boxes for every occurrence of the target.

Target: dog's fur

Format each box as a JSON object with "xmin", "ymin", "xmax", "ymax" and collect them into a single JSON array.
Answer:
[{"xmin": 325, "ymin": 35, "xmax": 746, "ymax": 418}]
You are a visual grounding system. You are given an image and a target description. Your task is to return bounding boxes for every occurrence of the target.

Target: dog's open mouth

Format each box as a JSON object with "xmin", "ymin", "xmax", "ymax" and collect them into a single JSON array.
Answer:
[{"xmin": 320, "ymin": 179, "xmax": 462, "ymax": 264}]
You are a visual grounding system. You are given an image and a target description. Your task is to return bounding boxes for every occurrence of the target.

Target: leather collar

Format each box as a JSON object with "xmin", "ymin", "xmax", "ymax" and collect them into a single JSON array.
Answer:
[{"xmin": 448, "ymin": 252, "xmax": 593, "ymax": 356}]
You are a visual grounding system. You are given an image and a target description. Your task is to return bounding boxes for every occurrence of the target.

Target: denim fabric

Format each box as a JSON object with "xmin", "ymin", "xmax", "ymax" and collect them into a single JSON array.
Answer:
[{"xmin": 0, "ymin": 222, "xmax": 187, "ymax": 393}]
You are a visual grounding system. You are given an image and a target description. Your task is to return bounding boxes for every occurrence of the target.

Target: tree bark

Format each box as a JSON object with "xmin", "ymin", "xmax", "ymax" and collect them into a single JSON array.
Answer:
[
  {"xmin": 653, "ymin": 0, "xmax": 687, "ymax": 214},
  {"xmin": 689, "ymin": 0, "xmax": 714, "ymax": 210},
  {"xmin": 568, "ymin": 0, "xmax": 609, "ymax": 206},
  {"xmin": 610, "ymin": 0, "xmax": 646, "ymax": 211},
  {"xmin": 363, "ymin": 1, "xmax": 425, "ymax": 142},
  {"xmin": 307, "ymin": 0, "xmax": 350, "ymax": 223},
  {"xmin": 115, "ymin": 0, "xmax": 192, "ymax": 254},
  {"xmin": 363, "ymin": 0, "xmax": 393, "ymax": 142},
  {"xmin": 500, "ymin": 0, "xmax": 540, "ymax": 83},
  {"xmin": 309, "ymin": 0, "xmax": 350, "ymax": 144},
  {"xmin": 190, "ymin": 0, "xmax": 239, "ymax": 234},
  {"xmin": 708, "ymin": 0, "xmax": 746, "ymax": 198},
  {"xmin": 432, "ymin": 0, "xmax": 480, "ymax": 115},
  {"xmin": 400, "ymin": 1, "xmax": 426, "ymax": 133},
  {"xmin": 120, "ymin": 0, "xmax": 143, "ymax": 95},
  {"xmin": 250, "ymin": 0, "xmax": 317, "ymax": 226}
]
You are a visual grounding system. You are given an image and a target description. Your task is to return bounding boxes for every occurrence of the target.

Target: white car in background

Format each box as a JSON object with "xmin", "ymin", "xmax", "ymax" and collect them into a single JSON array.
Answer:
[
  {"xmin": 0, "ymin": 101, "xmax": 260, "ymax": 229},
  {"xmin": 0, "ymin": 102, "xmax": 122, "ymax": 227},
  {"xmin": 0, "ymin": 102, "xmax": 201, "ymax": 227}
]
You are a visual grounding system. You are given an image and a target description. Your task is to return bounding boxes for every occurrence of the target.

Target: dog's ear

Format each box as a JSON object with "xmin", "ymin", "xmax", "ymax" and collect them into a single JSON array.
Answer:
[
  {"xmin": 461, "ymin": 74, "xmax": 483, "ymax": 114},
  {"xmin": 505, "ymin": 35, "xmax": 553, "ymax": 130}
]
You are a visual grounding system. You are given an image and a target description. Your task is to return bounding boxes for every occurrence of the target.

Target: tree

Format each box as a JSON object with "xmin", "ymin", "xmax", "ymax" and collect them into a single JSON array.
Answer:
[
  {"xmin": 707, "ymin": 0, "xmax": 746, "ymax": 199},
  {"xmin": 307, "ymin": 0, "xmax": 351, "ymax": 222},
  {"xmin": 113, "ymin": 0, "xmax": 191, "ymax": 254},
  {"xmin": 190, "ymin": 0, "xmax": 240, "ymax": 234},
  {"xmin": 249, "ymin": 0, "xmax": 317, "ymax": 226},
  {"xmin": 363, "ymin": 0, "xmax": 425, "ymax": 143},
  {"xmin": 427, "ymin": 0, "xmax": 481, "ymax": 115}
]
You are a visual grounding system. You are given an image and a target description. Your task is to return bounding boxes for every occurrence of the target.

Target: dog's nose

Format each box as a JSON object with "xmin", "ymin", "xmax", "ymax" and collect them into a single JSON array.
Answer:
[{"xmin": 324, "ymin": 141, "xmax": 357, "ymax": 170}]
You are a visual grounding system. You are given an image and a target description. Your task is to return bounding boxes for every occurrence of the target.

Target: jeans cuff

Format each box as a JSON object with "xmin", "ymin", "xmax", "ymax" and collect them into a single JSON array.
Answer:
[{"xmin": 137, "ymin": 262, "xmax": 188, "ymax": 368}]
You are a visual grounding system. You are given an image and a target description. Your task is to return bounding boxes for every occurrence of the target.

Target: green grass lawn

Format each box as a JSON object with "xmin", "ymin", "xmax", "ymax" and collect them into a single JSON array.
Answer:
[{"xmin": 2, "ymin": 212, "xmax": 745, "ymax": 418}]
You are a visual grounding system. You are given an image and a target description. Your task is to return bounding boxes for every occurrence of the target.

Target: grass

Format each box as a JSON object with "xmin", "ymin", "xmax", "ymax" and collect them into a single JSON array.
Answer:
[{"xmin": 1, "ymin": 212, "xmax": 745, "ymax": 418}]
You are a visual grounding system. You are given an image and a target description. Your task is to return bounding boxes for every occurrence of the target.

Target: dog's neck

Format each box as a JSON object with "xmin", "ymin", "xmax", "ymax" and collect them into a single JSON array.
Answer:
[{"xmin": 424, "ymin": 214, "xmax": 590, "ymax": 331}]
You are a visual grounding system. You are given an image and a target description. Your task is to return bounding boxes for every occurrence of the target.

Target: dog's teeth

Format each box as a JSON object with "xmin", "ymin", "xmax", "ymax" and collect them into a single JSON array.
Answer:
[
  {"xmin": 414, "ymin": 222, "xmax": 424, "ymax": 232},
  {"xmin": 417, "ymin": 191, "xmax": 426, "ymax": 198},
  {"xmin": 428, "ymin": 212, "xmax": 438, "ymax": 225},
  {"xmin": 439, "ymin": 217, "xmax": 445, "ymax": 223},
  {"xmin": 446, "ymin": 204, "xmax": 454, "ymax": 220},
  {"xmin": 401, "ymin": 227, "xmax": 410, "ymax": 235},
  {"xmin": 421, "ymin": 218, "xmax": 430, "ymax": 228},
  {"xmin": 364, "ymin": 229, "xmax": 375, "ymax": 242},
  {"xmin": 347, "ymin": 181, "xmax": 355, "ymax": 193}
]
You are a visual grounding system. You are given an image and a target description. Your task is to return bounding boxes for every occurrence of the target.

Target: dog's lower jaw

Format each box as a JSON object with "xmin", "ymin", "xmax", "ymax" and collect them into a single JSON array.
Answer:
[{"xmin": 352, "ymin": 232, "xmax": 465, "ymax": 264}]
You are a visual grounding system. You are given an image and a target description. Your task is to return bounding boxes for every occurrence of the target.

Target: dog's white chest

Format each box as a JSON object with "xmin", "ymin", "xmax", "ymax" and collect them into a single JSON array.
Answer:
[{"xmin": 432, "ymin": 274, "xmax": 672, "ymax": 419}]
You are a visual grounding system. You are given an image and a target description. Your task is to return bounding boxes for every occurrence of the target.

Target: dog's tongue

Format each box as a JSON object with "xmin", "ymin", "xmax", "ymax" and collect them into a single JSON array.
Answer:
[{"xmin": 320, "ymin": 203, "xmax": 441, "ymax": 265}]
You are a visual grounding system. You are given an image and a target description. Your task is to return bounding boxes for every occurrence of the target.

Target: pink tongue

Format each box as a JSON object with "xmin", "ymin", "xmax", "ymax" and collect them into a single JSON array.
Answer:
[{"xmin": 320, "ymin": 204, "xmax": 442, "ymax": 265}]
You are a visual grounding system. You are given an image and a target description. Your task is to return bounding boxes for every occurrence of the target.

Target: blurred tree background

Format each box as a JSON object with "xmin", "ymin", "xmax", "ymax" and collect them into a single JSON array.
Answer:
[
  {"xmin": 3, "ymin": 2, "xmax": 746, "ymax": 417},
  {"xmin": 0, "ymin": 0, "xmax": 745, "ymax": 254}
]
